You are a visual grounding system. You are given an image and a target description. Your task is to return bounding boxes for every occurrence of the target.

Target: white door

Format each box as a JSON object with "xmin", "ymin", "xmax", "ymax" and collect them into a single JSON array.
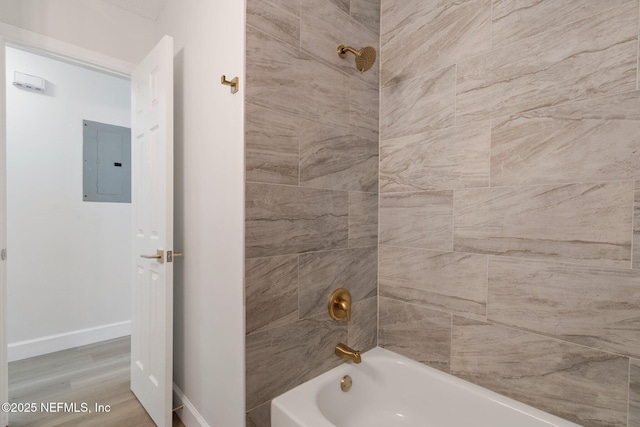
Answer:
[
  {"xmin": 0, "ymin": 37, "xmax": 8, "ymax": 427},
  {"xmin": 130, "ymin": 35, "xmax": 174, "ymax": 427}
]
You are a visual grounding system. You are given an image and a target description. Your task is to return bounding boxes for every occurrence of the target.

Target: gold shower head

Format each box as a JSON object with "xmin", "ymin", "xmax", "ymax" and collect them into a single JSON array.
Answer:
[{"xmin": 337, "ymin": 45, "xmax": 377, "ymax": 73}]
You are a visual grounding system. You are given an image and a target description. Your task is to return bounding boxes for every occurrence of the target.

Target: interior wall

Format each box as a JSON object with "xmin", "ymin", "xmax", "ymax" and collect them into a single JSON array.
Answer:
[
  {"xmin": 378, "ymin": 1, "xmax": 640, "ymax": 426},
  {"xmin": 0, "ymin": 0, "xmax": 156, "ymax": 64},
  {"xmin": 155, "ymin": 0, "xmax": 246, "ymax": 426},
  {"xmin": 244, "ymin": 0, "xmax": 380, "ymax": 425},
  {"xmin": 6, "ymin": 46, "xmax": 131, "ymax": 359}
]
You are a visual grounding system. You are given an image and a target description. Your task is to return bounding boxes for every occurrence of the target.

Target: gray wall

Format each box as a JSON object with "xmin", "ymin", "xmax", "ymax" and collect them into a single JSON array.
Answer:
[
  {"xmin": 379, "ymin": 1, "xmax": 640, "ymax": 426},
  {"xmin": 244, "ymin": 0, "xmax": 380, "ymax": 425}
]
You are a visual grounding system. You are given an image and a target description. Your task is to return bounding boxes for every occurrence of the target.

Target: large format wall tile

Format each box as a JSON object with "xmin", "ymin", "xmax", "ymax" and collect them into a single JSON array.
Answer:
[
  {"xmin": 631, "ymin": 359, "xmax": 640, "ymax": 427},
  {"xmin": 380, "ymin": 0, "xmax": 443, "ymax": 37},
  {"xmin": 491, "ymin": 92, "xmax": 640, "ymax": 186},
  {"xmin": 456, "ymin": 4, "xmax": 638, "ymax": 125},
  {"xmin": 246, "ymin": 255, "xmax": 299, "ymax": 335},
  {"xmin": 380, "ymin": 191, "xmax": 453, "ymax": 251},
  {"xmin": 453, "ymin": 182, "xmax": 633, "ymax": 268},
  {"xmin": 246, "ymin": 314, "xmax": 347, "ymax": 409},
  {"xmin": 300, "ymin": 0, "xmax": 379, "ymax": 87},
  {"xmin": 492, "ymin": 0, "xmax": 634, "ymax": 48},
  {"xmin": 381, "ymin": 65, "xmax": 455, "ymax": 140},
  {"xmin": 380, "ymin": 121, "xmax": 490, "ymax": 192},
  {"xmin": 451, "ymin": 318, "xmax": 629, "ymax": 427},
  {"xmin": 349, "ymin": 77, "xmax": 379, "ymax": 142},
  {"xmin": 351, "ymin": 0, "xmax": 380, "ymax": 36},
  {"xmin": 298, "ymin": 247, "xmax": 377, "ymax": 318},
  {"xmin": 296, "ymin": 52, "xmax": 350, "ymax": 128},
  {"xmin": 246, "ymin": 183, "xmax": 348, "ymax": 258},
  {"xmin": 246, "ymin": 26, "xmax": 350, "ymax": 129},
  {"xmin": 299, "ymin": 120, "xmax": 378, "ymax": 192},
  {"xmin": 348, "ymin": 192, "xmax": 378, "ymax": 248},
  {"xmin": 380, "ymin": 246, "xmax": 486, "ymax": 320},
  {"xmin": 381, "ymin": 0, "xmax": 490, "ymax": 87},
  {"xmin": 379, "ymin": 297, "xmax": 451, "ymax": 372},
  {"xmin": 634, "ymin": 181, "xmax": 640, "ymax": 269},
  {"xmin": 247, "ymin": 0, "xmax": 300, "ymax": 49},
  {"xmin": 246, "ymin": 25, "xmax": 299, "ymax": 117},
  {"xmin": 348, "ymin": 296, "xmax": 377, "ymax": 352},
  {"xmin": 246, "ymin": 103, "xmax": 299, "ymax": 185},
  {"xmin": 488, "ymin": 257, "xmax": 640, "ymax": 358}
]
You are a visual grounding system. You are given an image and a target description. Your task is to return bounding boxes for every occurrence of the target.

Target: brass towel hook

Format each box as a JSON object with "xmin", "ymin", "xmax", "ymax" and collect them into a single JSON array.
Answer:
[{"xmin": 221, "ymin": 75, "xmax": 239, "ymax": 94}]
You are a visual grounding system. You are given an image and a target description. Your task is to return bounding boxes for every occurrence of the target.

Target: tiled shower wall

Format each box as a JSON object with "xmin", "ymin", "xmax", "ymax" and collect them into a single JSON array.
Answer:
[
  {"xmin": 244, "ymin": 0, "xmax": 380, "ymax": 425},
  {"xmin": 379, "ymin": 1, "xmax": 640, "ymax": 426}
]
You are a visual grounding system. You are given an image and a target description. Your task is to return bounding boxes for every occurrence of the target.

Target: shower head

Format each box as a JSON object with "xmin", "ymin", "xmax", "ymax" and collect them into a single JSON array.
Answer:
[{"xmin": 337, "ymin": 45, "xmax": 377, "ymax": 73}]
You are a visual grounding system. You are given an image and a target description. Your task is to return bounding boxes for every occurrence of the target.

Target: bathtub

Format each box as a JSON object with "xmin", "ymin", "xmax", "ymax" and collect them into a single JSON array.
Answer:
[{"xmin": 271, "ymin": 347, "xmax": 580, "ymax": 427}]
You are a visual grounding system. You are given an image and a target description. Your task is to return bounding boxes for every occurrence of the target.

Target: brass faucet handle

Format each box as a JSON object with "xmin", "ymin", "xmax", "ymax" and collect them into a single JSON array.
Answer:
[{"xmin": 328, "ymin": 288, "xmax": 352, "ymax": 322}]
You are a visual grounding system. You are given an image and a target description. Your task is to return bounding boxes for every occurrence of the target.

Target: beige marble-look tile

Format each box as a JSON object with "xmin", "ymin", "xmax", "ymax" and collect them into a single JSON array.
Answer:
[
  {"xmin": 379, "ymin": 297, "xmax": 451, "ymax": 372},
  {"xmin": 381, "ymin": 0, "xmax": 490, "ymax": 87},
  {"xmin": 298, "ymin": 246, "xmax": 377, "ymax": 318},
  {"xmin": 327, "ymin": 0, "xmax": 349, "ymax": 14},
  {"xmin": 380, "ymin": 246, "xmax": 487, "ymax": 320},
  {"xmin": 246, "ymin": 26, "xmax": 350, "ymax": 129},
  {"xmin": 631, "ymin": 359, "xmax": 640, "ymax": 427},
  {"xmin": 453, "ymin": 182, "xmax": 633, "ymax": 268},
  {"xmin": 380, "ymin": 0, "xmax": 444, "ymax": 39},
  {"xmin": 380, "ymin": 191, "xmax": 453, "ymax": 251},
  {"xmin": 349, "ymin": 192, "xmax": 378, "ymax": 248},
  {"xmin": 263, "ymin": 0, "xmax": 300, "ymax": 17},
  {"xmin": 300, "ymin": 0, "xmax": 379, "ymax": 87},
  {"xmin": 456, "ymin": 3, "xmax": 638, "ymax": 125},
  {"xmin": 245, "ymin": 103, "xmax": 299, "ymax": 185},
  {"xmin": 299, "ymin": 120, "xmax": 378, "ymax": 192},
  {"xmin": 246, "ymin": 314, "xmax": 347, "ymax": 409},
  {"xmin": 491, "ymin": 91, "xmax": 640, "ymax": 187},
  {"xmin": 247, "ymin": 0, "xmax": 300, "ymax": 48},
  {"xmin": 381, "ymin": 65, "xmax": 455, "ymax": 140},
  {"xmin": 246, "ymin": 25, "xmax": 299, "ymax": 117},
  {"xmin": 296, "ymin": 52, "xmax": 350, "ymax": 128},
  {"xmin": 492, "ymin": 0, "xmax": 634, "ymax": 48},
  {"xmin": 349, "ymin": 77, "xmax": 379, "ymax": 142},
  {"xmin": 246, "ymin": 401, "xmax": 271, "ymax": 427},
  {"xmin": 451, "ymin": 317, "xmax": 629, "ymax": 427},
  {"xmin": 634, "ymin": 181, "xmax": 640, "ymax": 269},
  {"xmin": 348, "ymin": 296, "xmax": 377, "ymax": 352},
  {"xmin": 488, "ymin": 257, "xmax": 640, "ymax": 358},
  {"xmin": 246, "ymin": 183, "xmax": 348, "ymax": 258},
  {"xmin": 380, "ymin": 121, "xmax": 490, "ymax": 192},
  {"xmin": 350, "ymin": 0, "xmax": 380, "ymax": 36},
  {"xmin": 246, "ymin": 255, "xmax": 299, "ymax": 336}
]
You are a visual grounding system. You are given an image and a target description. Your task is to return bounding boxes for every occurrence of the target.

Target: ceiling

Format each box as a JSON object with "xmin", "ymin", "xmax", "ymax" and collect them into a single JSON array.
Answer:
[{"xmin": 102, "ymin": 0, "xmax": 167, "ymax": 20}]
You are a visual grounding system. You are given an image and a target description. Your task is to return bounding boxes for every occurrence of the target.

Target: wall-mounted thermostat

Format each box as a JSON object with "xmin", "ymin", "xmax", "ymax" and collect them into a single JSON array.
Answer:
[{"xmin": 13, "ymin": 71, "xmax": 46, "ymax": 92}]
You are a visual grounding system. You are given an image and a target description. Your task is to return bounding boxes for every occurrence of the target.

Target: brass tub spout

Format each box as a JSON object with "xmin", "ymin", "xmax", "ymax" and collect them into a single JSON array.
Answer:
[{"xmin": 335, "ymin": 343, "xmax": 361, "ymax": 364}]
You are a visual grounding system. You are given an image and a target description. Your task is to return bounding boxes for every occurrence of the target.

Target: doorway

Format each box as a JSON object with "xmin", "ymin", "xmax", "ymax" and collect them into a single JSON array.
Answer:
[{"xmin": 4, "ymin": 46, "xmax": 150, "ymax": 426}]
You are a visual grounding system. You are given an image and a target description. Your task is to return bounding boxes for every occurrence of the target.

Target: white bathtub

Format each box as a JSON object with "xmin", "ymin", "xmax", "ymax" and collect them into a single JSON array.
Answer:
[{"xmin": 271, "ymin": 347, "xmax": 580, "ymax": 427}]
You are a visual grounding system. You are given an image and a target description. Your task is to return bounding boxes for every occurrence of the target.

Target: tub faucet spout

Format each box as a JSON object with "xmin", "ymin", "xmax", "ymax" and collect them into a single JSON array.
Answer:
[{"xmin": 335, "ymin": 343, "xmax": 361, "ymax": 364}]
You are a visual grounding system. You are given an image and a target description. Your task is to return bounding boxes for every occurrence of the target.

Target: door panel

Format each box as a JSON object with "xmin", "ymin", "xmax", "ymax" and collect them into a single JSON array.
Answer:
[{"xmin": 130, "ymin": 35, "xmax": 174, "ymax": 427}]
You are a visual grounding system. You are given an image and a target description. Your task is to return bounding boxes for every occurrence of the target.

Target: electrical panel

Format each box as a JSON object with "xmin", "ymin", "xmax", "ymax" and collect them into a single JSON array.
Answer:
[{"xmin": 83, "ymin": 120, "xmax": 131, "ymax": 203}]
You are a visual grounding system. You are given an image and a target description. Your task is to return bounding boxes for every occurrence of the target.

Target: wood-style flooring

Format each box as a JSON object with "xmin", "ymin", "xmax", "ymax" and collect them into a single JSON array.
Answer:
[{"xmin": 8, "ymin": 337, "xmax": 185, "ymax": 427}]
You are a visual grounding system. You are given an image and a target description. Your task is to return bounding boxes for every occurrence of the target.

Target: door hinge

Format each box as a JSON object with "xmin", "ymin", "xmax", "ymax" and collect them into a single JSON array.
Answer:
[{"xmin": 1, "ymin": 249, "xmax": 6, "ymax": 261}]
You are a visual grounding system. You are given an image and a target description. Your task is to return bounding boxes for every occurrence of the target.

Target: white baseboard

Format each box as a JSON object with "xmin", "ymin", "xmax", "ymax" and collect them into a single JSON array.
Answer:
[
  {"xmin": 7, "ymin": 320, "xmax": 131, "ymax": 362},
  {"xmin": 173, "ymin": 384, "xmax": 210, "ymax": 427}
]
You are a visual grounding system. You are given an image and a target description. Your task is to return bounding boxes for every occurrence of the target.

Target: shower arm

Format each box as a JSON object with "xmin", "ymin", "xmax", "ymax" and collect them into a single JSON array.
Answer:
[{"xmin": 337, "ymin": 45, "xmax": 361, "ymax": 58}]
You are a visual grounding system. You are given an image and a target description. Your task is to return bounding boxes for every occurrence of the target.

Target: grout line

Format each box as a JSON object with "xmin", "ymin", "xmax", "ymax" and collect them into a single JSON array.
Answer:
[
  {"xmin": 485, "ymin": 255, "xmax": 489, "ymax": 321},
  {"xmin": 637, "ymin": 0, "xmax": 639, "ymax": 91},
  {"xmin": 628, "ymin": 358, "xmax": 631, "ymax": 427},
  {"xmin": 632, "ymin": 180, "xmax": 636, "ymax": 269}
]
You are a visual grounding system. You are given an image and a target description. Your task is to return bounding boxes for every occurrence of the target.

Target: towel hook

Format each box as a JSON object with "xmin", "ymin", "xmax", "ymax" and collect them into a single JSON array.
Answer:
[{"xmin": 221, "ymin": 75, "xmax": 239, "ymax": 94}]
